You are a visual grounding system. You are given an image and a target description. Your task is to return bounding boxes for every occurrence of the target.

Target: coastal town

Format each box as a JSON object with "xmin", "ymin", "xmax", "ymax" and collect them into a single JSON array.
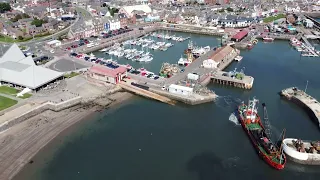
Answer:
[{"xmin": 1, "ymin": 0, "xmax": 320, "ymax": 179}]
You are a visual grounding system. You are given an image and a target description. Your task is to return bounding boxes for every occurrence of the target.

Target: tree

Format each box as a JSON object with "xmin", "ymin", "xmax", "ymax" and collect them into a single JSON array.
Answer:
[
  {"xmin": 31, "ymin": 18, "xmax": 44, "ymax": 27},
  {"xmin": 0, "ymin": 3, "xmax": 11, "ymax": 13},
  {"xmin": 109, "ymin": 8, "xmax": 119, "ymax": 17},
  {"xmin": 11, "ymin": 14, "xmax": 22, "ymax": 22},
  {"xmin": 226, "ymin": 7, "xmax": 233, "ymax": 12},
  {"xmin": 18, "ymin": 36, "xmax": 23, "ymax": 40},
  {"xmin": 22, "ymin": 13, "xmax": 30, "ymax": 18}
]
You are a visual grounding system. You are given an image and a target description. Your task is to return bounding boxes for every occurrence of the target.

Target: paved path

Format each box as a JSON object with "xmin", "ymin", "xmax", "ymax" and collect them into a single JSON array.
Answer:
[{"xmin": 0, "ymin": 93, "xmax": 21, "ymax": 102}]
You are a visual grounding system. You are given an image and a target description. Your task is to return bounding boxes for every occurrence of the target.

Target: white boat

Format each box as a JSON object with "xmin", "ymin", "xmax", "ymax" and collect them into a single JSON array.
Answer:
[
  {"xmin": 234, "ymin": 56, "xmax": 243, "ymax": 62},
  {"xmin": 282, "ymin": 138, "xmax": 320, "ymax": 165},
  {"xmin": 156, "ymin": 42, "xmax": 166, "ymax": 46},
  {"xmin": 117, "ymin": 51, "xmax": 124, "ymax": 57},
  {"xmin": 139, "ymin": 55, "xmax": 153, "ymax": 62},
  {"xmin": 99, "ymin": 48, "xmax": 108, "ymax": 52},
  {"xmin": 295, "ymin": 46, "xmax": 303, "ymax": 52},
  {"xmin": 165, "ymin": 42, "xmax": 173, "ymax": 47},
  {"xmin": 302, "ymin": 53, "xmax": 318, "ymax": 57}
]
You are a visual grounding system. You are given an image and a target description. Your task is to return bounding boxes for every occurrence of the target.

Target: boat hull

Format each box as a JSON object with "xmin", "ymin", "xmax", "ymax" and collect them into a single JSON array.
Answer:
[
  {"xmin": 263, "ymin": 39, "xmax": 274, "ymax": 42},
  {"xmin": 238, "ymin": 107, "xmax": 286, "ymax": 170},
  {"xmin": 283, "ymin": 138, "xmax": 320, "ymax": 165}
]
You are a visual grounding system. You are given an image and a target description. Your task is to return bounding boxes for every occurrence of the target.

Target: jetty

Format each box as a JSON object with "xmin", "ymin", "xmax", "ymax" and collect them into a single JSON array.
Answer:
[
  {"xmin": 280, "ymin": 87, "xmax": 320, "ymax": 127},
  {"xmin": 209, "ymin": 70, "xmax": 254, "ymax": 89},
  {"xmin": 118, "ymin": 80, "xmax": 175, "ymax": 105}
]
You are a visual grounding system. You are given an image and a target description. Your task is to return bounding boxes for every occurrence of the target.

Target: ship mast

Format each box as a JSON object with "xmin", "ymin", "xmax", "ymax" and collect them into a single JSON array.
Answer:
[
  {"xmin": 262, "ymin": 103, "xmax": 272, "ymax": 138},
  {"xmin": 278, "ymin": 129, "xmax": 286, "ymax": 164}
]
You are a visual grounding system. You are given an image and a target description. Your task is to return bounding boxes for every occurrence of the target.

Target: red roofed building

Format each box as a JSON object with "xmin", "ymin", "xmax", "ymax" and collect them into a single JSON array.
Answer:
[
  {"xmin": 231, "ymin": 30, "xmax": 248, "ymax": 42},
  {"xmin": 89, "ymin": 65, "xmax": 127, "ymax": 84}
]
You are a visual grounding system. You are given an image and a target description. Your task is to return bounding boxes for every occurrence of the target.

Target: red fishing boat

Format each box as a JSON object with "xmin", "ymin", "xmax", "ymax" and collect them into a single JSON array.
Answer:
[{"xmin": 238, "ymin": 98, "xmax": 286, "ymax": 170}]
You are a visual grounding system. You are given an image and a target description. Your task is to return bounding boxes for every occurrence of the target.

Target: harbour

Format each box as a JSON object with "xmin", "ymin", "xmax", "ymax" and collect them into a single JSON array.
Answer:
[
  {"xmin": 68, "ymin": 30, "xmax": 252, "ymax": 105},
  {"xmin": 12, "ymin": 32, "xmax": 320, "ymax": 180}
]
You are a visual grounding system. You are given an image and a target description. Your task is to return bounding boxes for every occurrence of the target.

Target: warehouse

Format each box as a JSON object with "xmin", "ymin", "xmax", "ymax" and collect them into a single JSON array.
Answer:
[
  {"xmin": 0, "ymin": 44, "xmax": 63, "ymax": 90},
  {"xmin": 231, "ymin": 30, "xmax": 248, "ymax": 42},
  {"xmin": 168, "ymin": 84, "xmax": 193, "ymax": 96}
]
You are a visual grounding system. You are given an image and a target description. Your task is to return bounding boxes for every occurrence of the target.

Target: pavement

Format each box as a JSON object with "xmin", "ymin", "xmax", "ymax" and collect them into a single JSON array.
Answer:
[{"xmin": 48, "ymin": 58, "xmax": 89, "ymax": 72}]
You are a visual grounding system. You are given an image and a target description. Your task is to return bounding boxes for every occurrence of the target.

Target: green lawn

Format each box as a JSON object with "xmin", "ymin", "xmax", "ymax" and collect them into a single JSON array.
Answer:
[
  {"xmin": 0, "ymin": 95, "xmax": 18, "ymax": 111},
  {"xmin": 0, "ymin": 35, "xmax": 33, "ymax": 43},
  {"xmin": 263, "ymin": 14, "xmax": 286, "ymax": 23},
  {"xmin": 0, "ymin": 86, "xmax": 20, "ymax": 95},
  {"xmin": 64, "ymin": 72, "xmax": 80, "ymax": 78},
  {"xmin": 0, "ymin": 32, "xmax": 51, "ymax": 43},
  {"xmin": 19, "ymin": 93, "xmax": 32, "ymax": 99}
]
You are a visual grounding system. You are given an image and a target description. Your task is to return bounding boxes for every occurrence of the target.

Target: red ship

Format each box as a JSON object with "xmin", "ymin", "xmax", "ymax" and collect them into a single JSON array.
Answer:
[{"xmin": 238, "ymin": 97, "xmax": 286, "ymax": 170}]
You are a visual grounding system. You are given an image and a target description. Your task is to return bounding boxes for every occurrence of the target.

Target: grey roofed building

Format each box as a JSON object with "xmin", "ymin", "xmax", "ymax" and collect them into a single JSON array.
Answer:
[{"xmin": 0, "ymin": 44, "xmax": 63, "ymax": 90}]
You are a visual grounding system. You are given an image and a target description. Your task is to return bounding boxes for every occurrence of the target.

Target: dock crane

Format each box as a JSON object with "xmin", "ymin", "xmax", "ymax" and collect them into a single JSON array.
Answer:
[{"xmin": 262, "ymin": 103, "xmax": 272, "ymax": 139}]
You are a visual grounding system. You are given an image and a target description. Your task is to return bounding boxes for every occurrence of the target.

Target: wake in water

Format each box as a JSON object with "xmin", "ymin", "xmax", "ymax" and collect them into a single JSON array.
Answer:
[
  {"xmin": 215, "ymin": 95, "xmax": 242, "ymax": 125},
  {"xmin": 229, "ymin": 113, "xmax": 240, "ymax": 126}
]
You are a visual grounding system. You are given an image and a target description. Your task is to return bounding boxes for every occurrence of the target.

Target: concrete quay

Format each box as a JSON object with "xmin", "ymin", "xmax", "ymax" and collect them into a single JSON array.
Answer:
[
  {"xmin": 149, "ymin": 87, "xmax": 217, "ymax": 105},
  {"xmin": 280, "ymin": 87, "xmax": 320, "ymax": 128},
  {"xmin": 161, "ymin": 26, "xmax": 224, "ymax": 36}
]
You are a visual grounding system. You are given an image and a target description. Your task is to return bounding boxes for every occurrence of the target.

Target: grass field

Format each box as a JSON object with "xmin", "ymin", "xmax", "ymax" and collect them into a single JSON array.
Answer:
[
  {"xmin": 64, "ymin": 72, "xmax": 80, "ymax": 78},
  {"xmin": 0, "ymin": 86, "xmax": 20, "ymax": 95},
  {"xmin": 0, "ymin": 96, "xmax": 17, "ymax": 111},
  {"xmin": 19, "ymin": 93, "xmax": 32, "ymax": 99},
  {"xmin": 263, "ymin": 14, "xmax": 286, "ymax": 23}
]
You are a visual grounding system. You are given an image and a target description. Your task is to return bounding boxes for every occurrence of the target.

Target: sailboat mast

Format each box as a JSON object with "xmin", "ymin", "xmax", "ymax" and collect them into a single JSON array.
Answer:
[{"xmin": 304, "ymin": 80, "xmax": 309, "ymax": 93}]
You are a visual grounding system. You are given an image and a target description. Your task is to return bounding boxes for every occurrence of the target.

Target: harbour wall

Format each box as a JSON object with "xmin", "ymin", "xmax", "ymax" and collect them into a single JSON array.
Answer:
[
  {"xmin": 149, "ymin": 88, "xmax": 216, "ymax": 105},
  {"xmin": 0, "ymin": 96, "xmax": 83, "ymax": 133},
  {"xmin": 280, "ymin": 92, "xmax": 320, "ymax": 128}
]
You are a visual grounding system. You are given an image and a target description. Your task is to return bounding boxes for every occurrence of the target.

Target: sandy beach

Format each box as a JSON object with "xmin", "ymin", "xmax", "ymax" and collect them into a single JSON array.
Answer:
[{"xmin": 0, "ymin": 92, "xmax": 133, "ymax": 180}]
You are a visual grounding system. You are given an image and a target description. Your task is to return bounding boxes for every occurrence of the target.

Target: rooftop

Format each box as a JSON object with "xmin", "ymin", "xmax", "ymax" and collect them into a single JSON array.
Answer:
[
  {"xmin": 89, "ymin": 65, "xmax": 127, "ymax": 78},
  {"xmin": 0, "ymin": 44, "xmax": 63, "ymax": 89}
]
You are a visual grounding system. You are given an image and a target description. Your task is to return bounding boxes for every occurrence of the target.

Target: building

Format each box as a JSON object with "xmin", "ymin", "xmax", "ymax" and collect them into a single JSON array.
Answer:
[
  {"xmin": 231, "ymin": 30, "xmax": 248, "ymax": 42},
  {"xmin": 209, "ymin": 45, "xmax": 237, "ymax": 68},
  {"xmin": 68, "ymin": 19, "xmax": 96, "ymax": 39},
  {"xmin": 117, "ymin": 13, "xmax": 128, "ymax": 28},
  {"xmin": 103, "ymin": 17, "xmax": 120, "ymax": 31},
  {"xmin": 119, "ymin": 5, "xmax": 152, "ymax": 18},
  {"xmin": 0, "ymin": 44, "xmax": 63, "ymax": 90},
  {"xmin": 88, "ymin": 65, "xmax": 127, "ymax": 84},
  {"xmin": 168, "ymin": 84, "xmax": 193, "ymax": 96},
  {"xmin": 203, "ymin": 59, "xmax": 219, "ymax": 69}
]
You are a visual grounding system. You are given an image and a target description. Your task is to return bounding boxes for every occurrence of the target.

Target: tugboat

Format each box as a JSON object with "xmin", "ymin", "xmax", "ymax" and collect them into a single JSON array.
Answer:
[{"xmin": 238, "ymin": 98, "xmax": 286, "ymax": 170}]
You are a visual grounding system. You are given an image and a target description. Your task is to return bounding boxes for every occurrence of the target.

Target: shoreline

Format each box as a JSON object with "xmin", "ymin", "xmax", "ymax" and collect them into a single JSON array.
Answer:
[{"xmin": 0, "ymin": 92, "xmax": 133, "ymax": 180}]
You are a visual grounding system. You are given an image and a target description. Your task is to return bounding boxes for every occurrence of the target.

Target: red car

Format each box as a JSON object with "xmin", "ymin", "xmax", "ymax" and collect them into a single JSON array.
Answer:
[{"xmin": 66, "ymin": 47, "xmax": 71, "ymax": 50}]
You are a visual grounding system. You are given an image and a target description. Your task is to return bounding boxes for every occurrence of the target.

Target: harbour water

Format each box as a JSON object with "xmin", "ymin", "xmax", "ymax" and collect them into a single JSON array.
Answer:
[{"xmin": 14, "ymin": 32, "xmax": 320, "ymax": 180}]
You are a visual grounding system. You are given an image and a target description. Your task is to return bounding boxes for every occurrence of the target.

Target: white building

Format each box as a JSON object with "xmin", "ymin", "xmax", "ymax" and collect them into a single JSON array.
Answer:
[
  {"xmin": 168, "ymin": 84, "xmax": 193, "ymax": 96},
  {"xmin": 203, "ymin": 59, "xmax": 219, "ymax": 69},
  {"xmin": 119, "ymin": 4, "xmax": 152, "ymax": 18},
  {"xmin": 0, "ymin": 44, "xmax": 63, "ymax": 90},
  {"xmin": 109, "ymin": 19, "xmax": 121, "ymax": 31},
  {"xmin": 187, "ymin": 73, "xmax": 199, "ymax": 81}
]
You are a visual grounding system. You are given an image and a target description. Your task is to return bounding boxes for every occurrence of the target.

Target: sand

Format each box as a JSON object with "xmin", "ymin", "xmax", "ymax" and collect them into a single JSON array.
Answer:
[{"xmin": 0, "ymin": 92, "xmax": 133, "ymax": 180}]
